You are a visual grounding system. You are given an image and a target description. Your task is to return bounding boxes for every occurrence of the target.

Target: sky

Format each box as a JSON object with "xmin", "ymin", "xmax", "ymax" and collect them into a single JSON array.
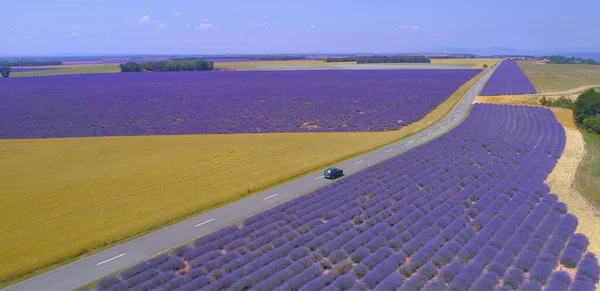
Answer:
[{"xmin": 1, "ymin": 0, "xmax": 599, "ymax": 56}]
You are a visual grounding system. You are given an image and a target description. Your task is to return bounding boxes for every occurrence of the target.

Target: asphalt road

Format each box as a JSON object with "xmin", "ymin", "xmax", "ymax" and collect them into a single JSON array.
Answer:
[{"xmin": 2, "ymin": 61, "xmax": 501, "ymax": 291}]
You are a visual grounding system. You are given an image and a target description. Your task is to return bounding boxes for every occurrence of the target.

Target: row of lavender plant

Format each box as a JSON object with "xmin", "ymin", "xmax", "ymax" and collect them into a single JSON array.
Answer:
[
  {"xmin": 90, "ymin": 104, "xmax": 598, "ymax": 291},
  {"xmin": 480, "ymin": 60, "xmax": 537, "ymax": 96},
  {"xmin": 0, "ymin": 69, "xmax": 480, "ymax": 138}
]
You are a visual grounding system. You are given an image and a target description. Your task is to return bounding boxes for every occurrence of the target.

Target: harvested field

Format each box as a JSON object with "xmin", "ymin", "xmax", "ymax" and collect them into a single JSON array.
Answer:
[
  {"xmin": 214, "ymin": 58, "xmax": 499, "ymax": 71},
  {"xmin": 475, "ymin": 94, "xmax": 540, "ymax": 106},
  {"xmin": 0, "ymin": 70, "xmax": 486, "ymax": 283},
  {"xmin": 430, "ymin": 58, "xmax": 500, "ymax": 69},
  {"xmin": 519, "ymin": 61, "xmax": 600, "ymax": 93}
]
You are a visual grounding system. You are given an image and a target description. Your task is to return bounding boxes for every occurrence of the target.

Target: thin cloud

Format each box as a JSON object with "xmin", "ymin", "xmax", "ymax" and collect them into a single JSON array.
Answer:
[
  {"xmin": 202, "ymin": 19, "xmax": 210, "ymax": 23},
  {"xmin": 7, "ymin": 28, "xmax": 15, "ymax": 31},
  {"xmin": 124, "ymin": 17, "xmax": 133, "ymax": 23},
  {"xmin": 139, "ymin": 15, "xmax": 153, "ymax": 24},
  {"xmin": 157, "ymin": 24, "xmax": 167, "ymax": 28},
  {"xmin": 69, "ymin": 32, "xmax": 80, "ymax": 37},
  {"xmin": 195, "ymin": 23, "xmax": 214, "ymax": 30},
  {"xmin": 310, "ymin": 24, "xmax": 316, "ymax": 29},
  {"xmin": 395, "ymin": 25, "xmax": 424, "ymax": 32},
  {"xmin": 173, "ymin": 12, "xmax": 180, "ymax": 16},
  {"xmin": 70, "ymin": 25, "xmax": 81, "ymax": 30}
]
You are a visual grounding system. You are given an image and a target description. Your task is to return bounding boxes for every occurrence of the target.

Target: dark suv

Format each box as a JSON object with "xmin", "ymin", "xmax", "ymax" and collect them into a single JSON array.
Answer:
[{"xmin": 324, "ymin": 167, "xmax": 344, "ymax": 179}]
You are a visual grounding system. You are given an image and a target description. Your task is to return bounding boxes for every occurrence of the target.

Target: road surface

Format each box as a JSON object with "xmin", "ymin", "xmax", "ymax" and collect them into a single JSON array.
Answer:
[{"xmin": 2, "ymin": 61, "xmax": 500, "ymax": 291}]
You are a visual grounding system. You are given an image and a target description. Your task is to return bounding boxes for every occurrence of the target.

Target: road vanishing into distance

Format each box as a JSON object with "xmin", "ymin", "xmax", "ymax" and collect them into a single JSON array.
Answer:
[{"xmin": 3, "ymin": 60, "xmax": 501, "ymax": 291}]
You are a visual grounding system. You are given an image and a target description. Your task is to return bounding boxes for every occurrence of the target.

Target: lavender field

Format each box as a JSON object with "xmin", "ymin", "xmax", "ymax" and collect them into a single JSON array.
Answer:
[
  {"xmin": 0, "ymin": 70, "xmax": 480, "ymax": 139},
  {"xmin": 91, "ymin": 104, "xmax": 599, "ymax": 291},
  {"xmin": 481, "ymin": 60, "xmax": 537, "ymax": 96}
]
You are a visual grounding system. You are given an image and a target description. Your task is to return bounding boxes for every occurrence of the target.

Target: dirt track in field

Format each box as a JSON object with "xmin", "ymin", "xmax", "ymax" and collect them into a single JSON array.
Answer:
[{"xmin": 538, "ymin": 84, "xmax": 600, "ymax": 96}]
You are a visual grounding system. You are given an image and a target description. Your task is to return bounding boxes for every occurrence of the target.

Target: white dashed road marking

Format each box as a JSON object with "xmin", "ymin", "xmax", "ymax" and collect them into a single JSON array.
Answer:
[
  {"xmin": 194, "ymin": 218, "xmax": 215, "ymax": 228},
  {"xmin": 354, "ymin": 160, "xmax": 363, "ymax": 165},
  {"xmin": 315, "ymin": 176, "xmax": 324, "ymax": 180},
  {"xmin": 264, "ymin": 193, "xmax": 279, "ymax": 200},
  {"xmin": 97, "ymin": 253, "xmax": 126, "ymax": 266},
  {"xmin": 385, "ymin": 149, "xmax": 393, "ymax": 153}
]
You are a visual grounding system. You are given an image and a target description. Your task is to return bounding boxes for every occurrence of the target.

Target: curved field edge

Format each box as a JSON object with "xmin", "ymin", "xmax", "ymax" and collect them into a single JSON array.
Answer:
[
  {"xmin": 474, "ymin": 95, "xmax": 600, "ymax": 261},
  {"xmin": 0, "ymin": 70, "xmax": 487, "ymax": 286}
]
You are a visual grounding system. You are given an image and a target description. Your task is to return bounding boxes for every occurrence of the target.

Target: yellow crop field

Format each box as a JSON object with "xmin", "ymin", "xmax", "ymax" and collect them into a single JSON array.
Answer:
[
  {"xmin": 430, "ymin": 58, "xmax": 500, "ymax": 69},
  {"xmin": 0, "ymin": 70, "xmax": 485, "ymax": 283}
]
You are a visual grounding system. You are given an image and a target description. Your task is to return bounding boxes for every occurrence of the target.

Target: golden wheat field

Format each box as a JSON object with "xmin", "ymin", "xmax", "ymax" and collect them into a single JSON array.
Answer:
[
  {"xmin": 429, "ymin": 58, "xmax": 500, "ymax": 69},
  {"xmin": 0, "ymin": 70, "xmax": 485, "ymax": 283}
]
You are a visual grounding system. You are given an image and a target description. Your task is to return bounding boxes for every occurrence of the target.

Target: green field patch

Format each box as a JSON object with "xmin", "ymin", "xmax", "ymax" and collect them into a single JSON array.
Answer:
[
  {"xmin": 11, "ymin": 64, "xmax": 120, "ymax": 77},
  {"xmin": 578, "ymin": 131, "xmax": 600, "ymax": 208}
]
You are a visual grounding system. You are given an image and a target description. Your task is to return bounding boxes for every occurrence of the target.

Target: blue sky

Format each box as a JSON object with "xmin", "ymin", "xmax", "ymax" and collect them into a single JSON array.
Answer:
[{"xmin": 1, "ymin": 0, "xmax": 599, "ymax": 56}]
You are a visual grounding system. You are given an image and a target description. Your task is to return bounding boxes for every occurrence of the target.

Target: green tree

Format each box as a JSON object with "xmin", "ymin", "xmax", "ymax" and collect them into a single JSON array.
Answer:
[
  {"xmin": 583, "ymin": 115, "xmax": 600, "ymax": 134},
  {"xmin": 119, "ymin": 62, "xmax": 141, "ymax": 72},
  {"xmin": 0, "ymin": 66, "xmax": 10, "ymax": 78},
  {"xmin": 483, "ymin": 64, "xmax": 488, "ymax": 69},
  {"xmin": 573, "ymin": 89, "xmax": 600, "ymax": 126},
  {"xmin": 120, "ymin": 60, "xmax": 213, "ymax": 72}
]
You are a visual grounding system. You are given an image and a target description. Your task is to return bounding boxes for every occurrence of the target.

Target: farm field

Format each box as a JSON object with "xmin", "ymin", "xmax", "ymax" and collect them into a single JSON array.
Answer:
[
  {"xmin": 0, "ymin": 69, "xmax": 480, "ymax": 138},
  {"xmin": 214, "ymin": 58, "xmax": 499, "ymax": 71},
  {"xmin": 519, "ymin": 61, "xmax": 600, "ymax": 93},
  {"xmin": 10, "ymin": 64, "xmax": 119, "ymax": 77},
  {"xmin": 9, "ymin": 67, "xmax": 66, "ymax": 73},
  {"xmin": 91, "ymin": 104, "xmax": 600, "ymax": 291},
  {"xmin": 480, "ymin": 60, "xmax": 537, "ymax": 96},
  {"xmin": 578, "ymin": 131, "xmax": 600, "ymax": 209},
  {"xmin": 429, "ymin": 58, "xmax": 499, "ymax": 69},
  {"xmin": 0, "ymin": 69, "xmax": 485, "ymax": 283}
]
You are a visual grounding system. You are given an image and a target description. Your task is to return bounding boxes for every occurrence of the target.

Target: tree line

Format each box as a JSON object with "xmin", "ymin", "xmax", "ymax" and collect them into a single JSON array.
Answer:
[
  {"xmin": 325, "ymin": 56, "xmax": 431, "ymax": 63},
  {"xmin": 248, "ymin": 56, "xmax": 306, "ymax": 61},
  {"xmin": 545, "ymin": 55, "xmax": 599, "ymax": 65},
  {"xmin": 574, "ymin": 89, "xmax": 600, "ymax": 134},
  {"xmin": 540, "ymin": 89, "xmax": 600, "ymax": 134},
  {"xmin": 119, "ymin": 60, "xmax": 214, "ymax": 72},
  {"xmin": 0, "ymin": 60, "xmax": 63, "ymax": 66}
]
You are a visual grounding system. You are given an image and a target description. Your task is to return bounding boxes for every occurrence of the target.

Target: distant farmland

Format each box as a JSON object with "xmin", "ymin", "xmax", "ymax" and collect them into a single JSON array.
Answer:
[
  {"xmin": 0, "ymin": 69, "xmax": 481, "ymax": 139},
  {"xmin": 519, "ymin": 61, "xmax": 600, "ymax": 93}
]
